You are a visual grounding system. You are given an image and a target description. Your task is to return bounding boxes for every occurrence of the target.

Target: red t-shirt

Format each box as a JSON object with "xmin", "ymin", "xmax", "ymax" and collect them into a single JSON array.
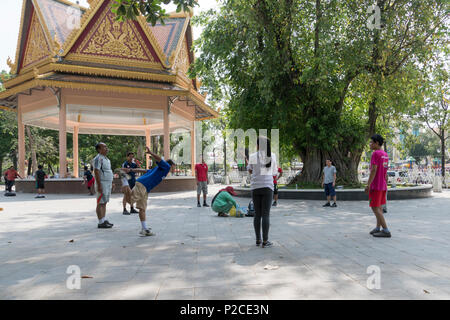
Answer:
[
  {"xmin": 273, "ymin": 167, "xmax": 283, "ymax": 184},
  {"xmin": 195, "ymin": 163, "xmax": 208, "ymax": 182},
  {"xmin": 5, "ymin": 169, "xmax": 19, "ymax": 181},
  {"xmin": 370, "ymin": 150, "xmax": 389, "ymax": 191}
]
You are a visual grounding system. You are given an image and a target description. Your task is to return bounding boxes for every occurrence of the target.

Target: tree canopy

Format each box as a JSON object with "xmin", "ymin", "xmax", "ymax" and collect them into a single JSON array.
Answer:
[{"xmin": 191, "ymin": 0, "xmax": 448, "ymax": 185}]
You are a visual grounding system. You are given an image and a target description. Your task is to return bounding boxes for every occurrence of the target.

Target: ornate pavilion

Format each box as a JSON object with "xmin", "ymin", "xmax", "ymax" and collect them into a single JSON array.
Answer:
[{"xmin": 0, "ymin": 0, "xmax": 218, "ymax": 191}]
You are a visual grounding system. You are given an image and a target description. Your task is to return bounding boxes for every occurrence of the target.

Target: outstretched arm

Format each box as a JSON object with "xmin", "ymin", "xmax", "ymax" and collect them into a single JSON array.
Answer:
[{"xmin": 145, "ymin": 146, "xmax": 162, "ymax": 163}]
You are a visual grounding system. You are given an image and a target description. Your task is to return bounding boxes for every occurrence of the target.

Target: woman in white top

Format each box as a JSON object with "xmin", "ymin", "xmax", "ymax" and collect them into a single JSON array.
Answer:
[{"xmin": 247, "ymin": 136, "xmax": 278, "ymax": 248}]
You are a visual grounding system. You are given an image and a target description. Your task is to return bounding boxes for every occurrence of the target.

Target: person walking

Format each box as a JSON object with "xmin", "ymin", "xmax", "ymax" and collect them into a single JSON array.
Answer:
[
  {"xmin": 272, "ymin": 167, "xmax": 283, "ymax": 206},
  {"xmin": 122, "ymin": 152, "xmax": 139, "ymax": 215},
  {"xmin": 322, "ymin": 159, "xmax": 337, "ymax": 207},
  {"xmin": 195, "ymin": 156, "xmax": 209, "ymax": 207},
  {"xmin": 365, "ymin": 134, "xmax": 391, "ymax": 238},
  {"xmin": 82, "ymin": 166, "xmax": 95, "ymax": 195},
  {"xmin": 3, "ymin": 166, "xmax": 22, "ymax": 193},
  {"xmin": 93, "ymin": 142, "xmax": 114, "ymax": 229},
  {"xmin": 34, "ymin": 165, "xmax": 47, "ymax": 198},
  {"xmin": 247, "ymin": 136, "xmax": 278, "ymax": 248},
  {"xmin": 130, "ymin": 147, "xmax": 175, "ymax": 236}
]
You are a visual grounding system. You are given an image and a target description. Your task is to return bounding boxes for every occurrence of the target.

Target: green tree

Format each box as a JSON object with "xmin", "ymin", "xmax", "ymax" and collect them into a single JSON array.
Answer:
[
  {"xmin": 191, "ymin": 0, "xmax": 448, "ymax": 185},
  {"xmin": 0, "ymin": 110, "xmax": 17, "ymax": 176},
  {"xmin": 417, "ymin": 61, "xmax": 449, "ymax": 178},
  {"xmin": 112, "ymin": 0, "xmax": 198, "ymax": 25}
]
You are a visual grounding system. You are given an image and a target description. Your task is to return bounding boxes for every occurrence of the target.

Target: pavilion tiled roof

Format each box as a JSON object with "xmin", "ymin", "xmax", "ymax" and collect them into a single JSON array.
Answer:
[{"xmin": 0, "ymin": 0, "xmax": 217, "ymax": 120}]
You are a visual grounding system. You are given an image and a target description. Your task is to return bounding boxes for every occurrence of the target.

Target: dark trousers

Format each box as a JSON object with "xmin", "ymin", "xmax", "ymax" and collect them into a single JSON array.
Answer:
[
  {"xmin": 252, "ymin": 187, "xmax": 273, "ymax": 242},
  {"xmin": 6, "ymin": 180, "xmax": 14, "ymax": 192}
]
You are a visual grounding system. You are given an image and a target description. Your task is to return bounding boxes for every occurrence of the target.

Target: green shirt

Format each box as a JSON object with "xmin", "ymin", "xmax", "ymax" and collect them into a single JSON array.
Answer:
[{"xmin": 212, "ymin": 191, "xmax": 237, "ymax": 213}]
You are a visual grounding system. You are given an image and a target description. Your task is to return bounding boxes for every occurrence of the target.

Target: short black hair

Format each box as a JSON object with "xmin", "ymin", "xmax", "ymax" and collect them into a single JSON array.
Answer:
[
  {"xmin": 370, "ymin": 134, "xmax": 384, "ymax": 147},
  {"xmin": 127, "ymin": 152, "xmax": 134, "ymax": 157},
  {"xmin": 167, "ymin": 159, "xmax": 175, "ymax": 167},
  {"xmin": 38, "ymin": 165, "xmax": 43, "ymax": 170},
  {"xmin": 95, "ymin": 142, "xmax": 104, "ymax": 152},
  {"xmin": 84, "ymin": 166, "xmax": 88, "ymax": 171}
]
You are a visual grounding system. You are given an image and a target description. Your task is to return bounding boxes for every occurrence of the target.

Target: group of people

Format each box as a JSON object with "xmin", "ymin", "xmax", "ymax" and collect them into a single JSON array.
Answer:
[
  {"xmin": 91, "ymin": 142, "xmax": 175, "ymax": 236},
  {"xmin": 205, "ymin": 134, "xmax": 391, "ymax": 249},
  {"xmin": 3, "ymin": 133, "xmax": 391, "ymax": 243}
]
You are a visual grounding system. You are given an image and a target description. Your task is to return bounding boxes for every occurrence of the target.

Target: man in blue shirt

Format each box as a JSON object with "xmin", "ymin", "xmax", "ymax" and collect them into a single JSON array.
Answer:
[
  {"xmin": 121, "ymin": 152, "xmax": 139, "ymax": 215},
  {"xmin": 130, "ymin": 147, "xmax": 175, "ymax": 236}
]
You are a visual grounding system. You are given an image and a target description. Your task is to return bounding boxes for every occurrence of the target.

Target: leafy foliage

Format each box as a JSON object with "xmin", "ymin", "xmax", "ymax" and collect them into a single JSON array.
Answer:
[
  {"xmin": 112, "ymin": 0, "xmax": 198, "ymax": 25},
  {"xmin": 191, "ymin": 0, "xmax": 448, "ymax": 184}
]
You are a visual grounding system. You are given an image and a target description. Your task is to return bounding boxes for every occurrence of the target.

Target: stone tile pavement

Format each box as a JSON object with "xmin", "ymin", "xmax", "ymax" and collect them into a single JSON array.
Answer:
[{"xmin": 0, "ymin": 185, "xmax": 449, "ymax": 300}]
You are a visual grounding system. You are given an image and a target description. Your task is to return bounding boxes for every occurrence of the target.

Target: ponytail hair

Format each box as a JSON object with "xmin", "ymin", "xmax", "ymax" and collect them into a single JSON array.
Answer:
[{"xmin": 257, "ymin": 136, "xmax": 272, "ymax": 168}]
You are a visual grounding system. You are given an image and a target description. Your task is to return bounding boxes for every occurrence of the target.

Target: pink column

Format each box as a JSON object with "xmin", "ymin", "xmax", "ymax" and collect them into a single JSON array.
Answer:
[
  {"xmin": 59, "ymin": 94, "xmax": 67, "ymax": 178},
  {"xmin": 191, "ymin": 121, "xmax": 196, "ymax": 176},
  {"xmin": 163, "ymin": 101, "xmax": 170, "ymax": 160},
  {"xmin": 145, "ymin": 129, "xmax": 151, "ymax": 169},
  {"xmin": 73, "ymin": 126, "xmax": 79, "ymax": 177},
  {"xmin": 17, "ymin": 105, "xmax": 26, "ymax": 178}
]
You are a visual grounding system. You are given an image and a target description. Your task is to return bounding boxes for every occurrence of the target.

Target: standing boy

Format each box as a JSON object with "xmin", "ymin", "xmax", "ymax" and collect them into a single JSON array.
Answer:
[
  {"xmin": 322, "ymin": 160, "xmax": 337, "ymax": 207},
  {"xmin": 195, "ymin": 157, "xmax": 209, "ymax": 207},
  {"xmin": 272, "ymin": 167, "xmax": 283, "ymax": 206},
  {"xmin": 122, "ymin": 152, "xmax": 139, "ymax": 215},
  {"xmin": 35, "ymin": 165, "xmax": 47, "ymax": 198},
  {"xmin": 365, "ymin": 134, "xmax": 391, "ymax": 238},
  {"xmin": 130, "ymin": 147, "xmax": 175, "ymax": 236},
  {"xmin": 4, "ymin": 166, "xmax": 22, "ymax": 193},
  {"xmin": 93, "ymin": 142, "xmax": 114, "ymax": 229}
]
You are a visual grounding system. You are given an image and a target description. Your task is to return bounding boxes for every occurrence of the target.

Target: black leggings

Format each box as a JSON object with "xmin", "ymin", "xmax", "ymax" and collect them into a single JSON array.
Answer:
[{"xmin": 252, "ymin": 187, "xmax": 273, "ymax": 242}]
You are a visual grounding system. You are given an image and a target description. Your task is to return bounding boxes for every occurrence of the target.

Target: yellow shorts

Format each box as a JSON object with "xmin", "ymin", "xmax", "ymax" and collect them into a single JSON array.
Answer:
[{"xmin": 131, "ymin": 182, "xmax": 148, "ymax": 211}]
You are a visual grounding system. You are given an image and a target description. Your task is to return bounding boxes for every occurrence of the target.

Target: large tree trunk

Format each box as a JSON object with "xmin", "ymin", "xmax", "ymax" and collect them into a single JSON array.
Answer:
[{"xmin": 294, "ymin": 145, "xmax": 362, "ymax": 186}]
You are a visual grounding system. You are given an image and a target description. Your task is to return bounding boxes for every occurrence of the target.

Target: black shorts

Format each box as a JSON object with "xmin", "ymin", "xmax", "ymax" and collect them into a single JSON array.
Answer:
[
  {"xmin": 128, "ymin": 179, "xmax": 136, "ymax": 190},
  {"xmin": 36, "ymin": 181, "xmax": 45, "ymax": 189},
  {"xmin": 274, "ymin": 183, "xmax": 279, "ymax": 195}
]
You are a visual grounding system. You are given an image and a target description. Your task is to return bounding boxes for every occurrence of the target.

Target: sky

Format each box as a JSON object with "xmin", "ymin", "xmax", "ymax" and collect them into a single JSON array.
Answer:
[{"xmin": 0, "ymin": 0, "xmax": 218, "ymax": 72}]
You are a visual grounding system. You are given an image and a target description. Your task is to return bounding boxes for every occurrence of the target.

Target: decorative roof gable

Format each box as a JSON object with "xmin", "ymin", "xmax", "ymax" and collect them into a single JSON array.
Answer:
[{"xmin": 64, "ymin": 0, "xmax": 165, "ymax": 69}]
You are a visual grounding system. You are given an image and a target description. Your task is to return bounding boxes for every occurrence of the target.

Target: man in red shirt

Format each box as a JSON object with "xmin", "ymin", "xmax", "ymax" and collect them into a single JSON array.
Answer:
[
  {"xmin": 195, "ymin": 157, "xmax": 209, "ymax": 207},
  {"xmin": 4, "ymin": 166, "xmax": 22, "ymax": 193},
  {"xmin": 365, "ymin": 134, "xmax": 391, "ymax": 238},
  {"xmin": 272, "ymin": 167, "xmax": 283, "ymax": 206}
]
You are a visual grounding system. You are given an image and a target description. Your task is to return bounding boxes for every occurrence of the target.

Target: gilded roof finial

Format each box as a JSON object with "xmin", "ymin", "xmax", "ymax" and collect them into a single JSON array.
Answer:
[{"xmin": 6, "ymin": 56, "xmax": 16, "ymax": 71}]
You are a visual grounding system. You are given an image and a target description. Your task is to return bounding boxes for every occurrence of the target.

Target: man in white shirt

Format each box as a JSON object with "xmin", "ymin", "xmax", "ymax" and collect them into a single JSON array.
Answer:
[{"xmin": 93, "ymin": 142, "xmax": 114, "ymax": 229}]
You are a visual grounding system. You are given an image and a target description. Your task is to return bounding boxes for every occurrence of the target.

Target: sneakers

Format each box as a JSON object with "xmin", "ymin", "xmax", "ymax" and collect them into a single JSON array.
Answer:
[
  {"xmin": 197, "ymin": 203, "xmax": 201, "ymax": 207},
  {"xmin": 130, "ymin": 208, "xmax": 139, "ymax": 214},
  {"xmin": 98, "ymin": 221, "xmax": 113, "ymax": 229},
  {"xmin": 272, "ymin": 201, "xmax": 277, "ymax": 207},
  {"xmin": 139, "ymin": 228, "xmax": 155, "ymax": 237},
  {"xmin": 203, "ymin": 203, "xmax": 210, "ymax": 207},
  {"xmin": 369, "ymin": 227, "xmax": 381, "ymax": 235},
  {"xmin": 123, "ymin": 209, "xmax": 130, "ymax": 215},
  {"xmin": 262, "ymin": 241, "xmax": 273, "ymax": 248},
  {"xmin": 256, "ymin": 240, "xmax": 262, "ymax": 247},
  {"xmin": 323, "ymin": 202, "xmax": 331, "ymax": 207},
  {"xmin": 331, "ymin": 203, "xmax": 337, "ymax": 207},
  {"xmin": 372, "ymin": 230, "xmax": 391, "ymax": 238}
]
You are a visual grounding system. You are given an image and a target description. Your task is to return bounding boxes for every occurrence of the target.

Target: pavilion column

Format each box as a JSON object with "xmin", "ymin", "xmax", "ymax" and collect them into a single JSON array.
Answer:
[
  {"xmin": 191, "ymin": 121, "xmax": 196, "ymax": 176},
  {"xmin": 59, "ymin": 93, "xmax": 67, "ymax": 178},
  {"xmin": 73, "ymin": 126, "xmax": 79, "ymax": 178},
  {"xmin": 145, "ymin": 129, "xmax": 151, "ymax": 169},
  {"xmin": 163, "ymin": 101, "xmax": 170, "ymax": 160},
  {"xmin": 17, "ymin": 106, "xmax": 26, "ymax": 178}
]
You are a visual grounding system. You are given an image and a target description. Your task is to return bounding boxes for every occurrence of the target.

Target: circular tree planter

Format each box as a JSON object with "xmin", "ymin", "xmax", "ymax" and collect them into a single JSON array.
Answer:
[{"xmin": 234, "ymin": 185, "xmax": 433, "ymax": 201}]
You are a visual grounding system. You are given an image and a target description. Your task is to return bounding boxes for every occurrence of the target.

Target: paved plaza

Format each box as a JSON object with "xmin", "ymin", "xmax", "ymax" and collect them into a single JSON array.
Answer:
[{"xmin": 1, "ymin": 185, "xmax": 449, "ymax": 300}]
